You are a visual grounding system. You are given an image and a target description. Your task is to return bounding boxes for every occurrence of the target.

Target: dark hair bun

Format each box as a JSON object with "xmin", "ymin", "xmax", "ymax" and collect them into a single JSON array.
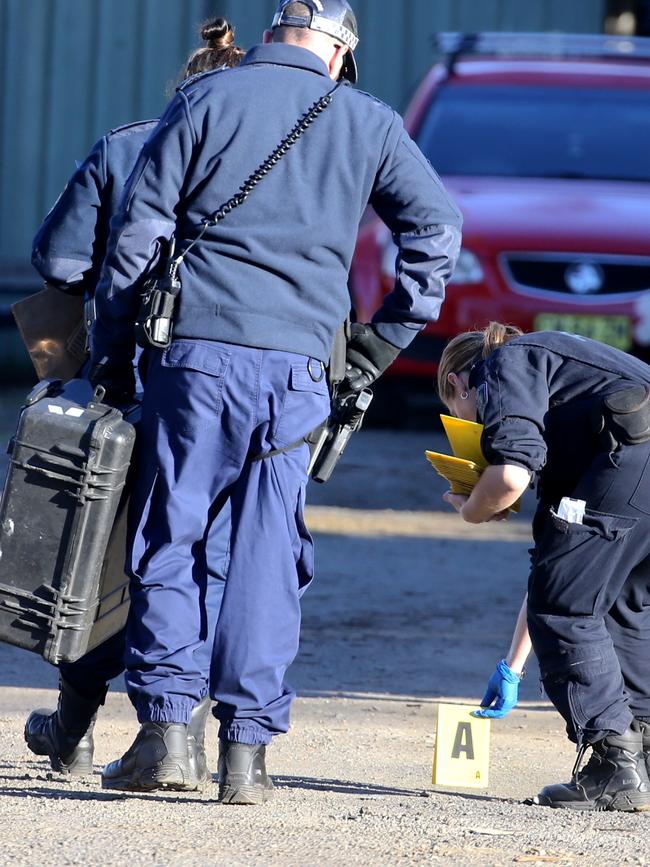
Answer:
[
  {"xmin": 201, "ymin": 17, "xmax": 235, "ymax": 48},
  {"xmin": 182, "ymin": 16, "xmax": 244, "ymax": 79}
]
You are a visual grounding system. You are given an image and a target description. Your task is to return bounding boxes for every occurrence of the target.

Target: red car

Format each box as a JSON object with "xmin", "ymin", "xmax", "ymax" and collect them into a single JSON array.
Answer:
[{"xmin": 351, "ymin": 33, "xmax": 650, "ymax": 386}]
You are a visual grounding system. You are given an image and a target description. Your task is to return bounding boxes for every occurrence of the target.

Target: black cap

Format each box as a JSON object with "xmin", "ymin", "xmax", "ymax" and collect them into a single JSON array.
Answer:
[{"xmin": 272, "ymin": 0, "xmax": 359, "ymax": 83}]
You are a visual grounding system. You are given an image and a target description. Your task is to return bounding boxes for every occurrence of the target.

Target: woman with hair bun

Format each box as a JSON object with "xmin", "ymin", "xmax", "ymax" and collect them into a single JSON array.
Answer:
[
  {"xmin": 25, "ymin": 17, "xmax": 244, "ymax": 792},
  {"xmin": 185, "ymin": 17, "xmax": 246, "ymax": 76},
  {"xmin": 438, "ymin": 323, "xmax": 650, "ymax": 812}
]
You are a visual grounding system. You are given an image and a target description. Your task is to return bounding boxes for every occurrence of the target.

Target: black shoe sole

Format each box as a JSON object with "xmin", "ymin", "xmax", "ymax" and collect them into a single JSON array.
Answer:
[
  {"xmin": 102, "ymin": 763, "xmax": 198, "ymax": 793},
  {"xmin": 530, "ymin": 791, "xmax": 650, "ymax": 812},
  {"xmin": 218, "ymin": 783, "xmax": 274, "ymax": 805}
]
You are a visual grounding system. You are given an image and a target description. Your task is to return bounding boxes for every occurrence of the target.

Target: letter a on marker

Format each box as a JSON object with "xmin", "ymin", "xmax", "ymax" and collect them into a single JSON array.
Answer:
[
  {"xmin": 432, "ymin": 703, "xmax": 490, "ymax": 789},
  {"xmin": 451, "ymin": 722, "xmax": 475, "ymax": 760}
]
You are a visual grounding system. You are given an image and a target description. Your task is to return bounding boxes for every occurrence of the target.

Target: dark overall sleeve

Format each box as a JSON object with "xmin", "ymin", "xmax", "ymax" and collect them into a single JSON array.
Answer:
[
  {"xmin": 369, "ymin": 114, "xmax": 462, "ymax": 349},
  {"xmin": 91, "ymin": 93, "xmax": 196, "ymax": 366},
  {"xmin": 31, "ymin": 136, "xmax": 107, "ymax": 294},
  {"xmin": 478, "ymin": 347, "xmax": 551, "ymax": 473}
]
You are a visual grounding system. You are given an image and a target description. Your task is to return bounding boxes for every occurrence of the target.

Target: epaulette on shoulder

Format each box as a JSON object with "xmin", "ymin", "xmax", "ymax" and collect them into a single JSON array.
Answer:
[
  {"xmin": 177, "ymin": 64, "xmax": 230, "ymax": 92},
  {"xmin": 108, "ymin": 119, "xmax": 159, "ymax": 138},
  {"xmin": 351, "ymin": 88, "xmax": 393, "ymax": 112}
]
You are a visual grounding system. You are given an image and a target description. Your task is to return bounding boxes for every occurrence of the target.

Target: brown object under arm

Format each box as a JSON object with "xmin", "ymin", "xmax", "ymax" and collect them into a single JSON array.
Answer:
[{"xmin": 11, "ymin": 284, "xmax": 87, "ymax": 381}]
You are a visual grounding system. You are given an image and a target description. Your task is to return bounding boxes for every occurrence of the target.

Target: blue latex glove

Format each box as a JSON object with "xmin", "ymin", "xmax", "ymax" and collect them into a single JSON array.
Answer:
[{"xmin": 472, "ymin": 659, "xmax": 521, "ymax": 719}]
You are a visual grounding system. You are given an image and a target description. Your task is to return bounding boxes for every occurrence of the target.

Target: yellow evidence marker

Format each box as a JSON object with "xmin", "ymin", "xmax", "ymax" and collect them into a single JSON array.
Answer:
[{"xmin": 432, "ymin": 703, "xmax": 491, "ymax": 789}]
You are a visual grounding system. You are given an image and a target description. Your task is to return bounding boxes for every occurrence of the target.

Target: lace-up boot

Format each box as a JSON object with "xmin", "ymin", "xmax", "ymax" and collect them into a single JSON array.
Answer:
[{"xmin": 530, "ymin": 722, "xmax": 650, "ymax": 812}]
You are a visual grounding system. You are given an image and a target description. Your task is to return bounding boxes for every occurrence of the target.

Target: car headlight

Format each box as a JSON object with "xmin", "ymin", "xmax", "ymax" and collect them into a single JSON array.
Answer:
[{"xmin": 449, "ymin": 249, "xmax": 484, "ymax": 285}]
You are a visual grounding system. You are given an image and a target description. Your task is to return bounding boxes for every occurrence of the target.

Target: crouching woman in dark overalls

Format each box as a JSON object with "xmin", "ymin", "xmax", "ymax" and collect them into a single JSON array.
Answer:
[{"xmin": 438, "ymin": 322, "xmax": 650, "ymax": 812}]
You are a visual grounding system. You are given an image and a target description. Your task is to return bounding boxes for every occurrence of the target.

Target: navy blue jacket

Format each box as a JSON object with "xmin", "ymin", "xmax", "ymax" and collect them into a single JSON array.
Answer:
[
  {"xmin": 32, "ymin": 121, "xmax": 157, "ymax": 293},
  {"xmin": 92, "ymin": 43, "xmax": 462, "ymax": 366},
  {"xmin": 470, "ymin": 331, "xmax": 650, "ymax": 501}
]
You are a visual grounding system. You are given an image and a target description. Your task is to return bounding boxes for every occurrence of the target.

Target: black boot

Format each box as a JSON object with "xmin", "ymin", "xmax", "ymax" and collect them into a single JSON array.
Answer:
[
  {"xmin": 101, "ymin": 722, "xmax": 197, "ymax": 792},
  {"xmin": 531, "ymin": 722, "xmax": 650, "ymax": 812},
  {"xmin": 217, "ymin": 740, "xmax": 274, "ymax": 805},
  {"xmin": 638, "ymin": 718, "xmax": 650, "ymax": 777},
  {"xmin": 188, "ymin": 697, "xmax": 212, "ymax": 787},
  {"xmin": 24, "ymin": 677, "xmax": 107, "ymax": 776}
]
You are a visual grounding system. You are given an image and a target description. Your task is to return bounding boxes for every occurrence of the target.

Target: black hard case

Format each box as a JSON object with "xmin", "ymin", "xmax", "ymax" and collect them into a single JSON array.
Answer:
[{"xmin": 0, "ymin": 378, "xmax": 136, "ymax": 663}]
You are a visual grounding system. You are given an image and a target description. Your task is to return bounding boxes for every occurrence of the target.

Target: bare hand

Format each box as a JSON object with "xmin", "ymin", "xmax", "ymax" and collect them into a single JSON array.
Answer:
[{"xmin": 442, "ymin": 491, "xmax": 468, "ymax": 513}]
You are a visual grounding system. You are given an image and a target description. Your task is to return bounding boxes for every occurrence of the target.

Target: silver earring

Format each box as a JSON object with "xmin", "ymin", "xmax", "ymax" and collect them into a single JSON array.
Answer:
[{"xmin": 460, "ymin": 390, "xmax": 469, "ymax": 400}]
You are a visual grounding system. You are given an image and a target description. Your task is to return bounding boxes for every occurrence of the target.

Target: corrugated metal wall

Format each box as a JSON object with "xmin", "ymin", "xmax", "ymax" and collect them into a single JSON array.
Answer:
[
  {"xmin": 0, "ymin": 0, "xmax": 606, "ymax": 279},
  {"xmin": 0, "ymin": 0, "xmax": 212, "ymax": 279}
]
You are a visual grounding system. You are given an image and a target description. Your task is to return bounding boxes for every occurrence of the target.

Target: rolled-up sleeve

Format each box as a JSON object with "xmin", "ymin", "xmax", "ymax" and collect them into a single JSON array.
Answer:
[
  {"xmin": 478, "ymin": 349, "xmax": 551, "ymax": 474},
  {"xmin": 91, "ymin": 92, "xmax": 196, "ymax": 365},
  {"xmin": 369, "ymin": 117, "xmax": 462, "ymax": 349}
]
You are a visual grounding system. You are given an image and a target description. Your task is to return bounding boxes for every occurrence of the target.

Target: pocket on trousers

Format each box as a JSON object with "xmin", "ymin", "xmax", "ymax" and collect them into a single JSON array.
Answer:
[
  {"xmin": 566, "ymin": 666, "xmax": 628, "ymax": 737},
  {"xmin": 273, "ymin": 360, "xmax": 330, "ymax": 446},
  {"xmin": 529, "ymin": 507, "xmax": 638, "ymax": 617},
  {"xmin": 550, "ymin": 508, "xmax": 637, "ymax": 541},
  {"xmin": 161, "ymin": 340, "xmax": 230, "ymax": 378},
  {"xmin": 157, "ymin": 340, "xmax": 231, "ymax": 423}
]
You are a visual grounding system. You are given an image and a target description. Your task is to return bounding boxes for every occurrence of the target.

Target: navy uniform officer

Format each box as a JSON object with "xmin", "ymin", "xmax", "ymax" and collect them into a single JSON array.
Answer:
[
  {"xmin": 438, "ymin": 323, "xmax": 650, "ymax": 812},
  {"xmin": 91, "ymin": 0, "xmax": 462, "ymax": 804},
  {"xmin": 25, "ymin": 18, "xmax": 244, "ymax": 789}
]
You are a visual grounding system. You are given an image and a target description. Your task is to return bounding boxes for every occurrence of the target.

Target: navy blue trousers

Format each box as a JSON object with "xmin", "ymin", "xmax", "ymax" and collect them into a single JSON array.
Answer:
[
  {"xmin": 59, "ymin": 504, "xmax": 230, "ymax": 697},
  {"xmin": 528, "ymin": 440, "xmax": 650, "ymax": 744},
  {"xmin": 125, "ymin": 340, "xmax": 330, "ymax": 745},
  {"xmin": 59, "ymin": 357, "xmax": 229, "ymax": 697}
]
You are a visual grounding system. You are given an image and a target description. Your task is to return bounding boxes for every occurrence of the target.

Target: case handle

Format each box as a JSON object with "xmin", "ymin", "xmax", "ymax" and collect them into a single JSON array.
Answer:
[{"xmin": 23, "ymin": 378, "xmax": 64, "ymax": 406}]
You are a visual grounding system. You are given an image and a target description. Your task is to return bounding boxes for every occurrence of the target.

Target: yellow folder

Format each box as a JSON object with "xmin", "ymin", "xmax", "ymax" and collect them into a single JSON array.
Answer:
[
  {"xmin": 425, "ymin": 415, "xmax": 487, "ymax": 495},
  {"xmin": 426, "ymin": 415, "xmax": 520, "ymax": 511},
  {"xmin": 440, "ymin": 415, "xmax": 488, "ymax": 469},
  {"xmin": 424, "ymin": 451, "xmax": 483, "ymax": 496}
]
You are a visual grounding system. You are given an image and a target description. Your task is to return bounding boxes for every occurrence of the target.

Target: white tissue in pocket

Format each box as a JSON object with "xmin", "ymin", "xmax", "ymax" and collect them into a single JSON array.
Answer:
[{"xmin": 557, "ymin": 496, "xmax": 586, "ymax": 525}]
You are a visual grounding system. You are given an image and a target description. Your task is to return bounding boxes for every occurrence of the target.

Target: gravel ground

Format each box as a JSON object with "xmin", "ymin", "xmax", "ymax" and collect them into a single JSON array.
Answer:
[{"xmin": 0, "ymin": 388, "xmax": 648, "ymax": 866}]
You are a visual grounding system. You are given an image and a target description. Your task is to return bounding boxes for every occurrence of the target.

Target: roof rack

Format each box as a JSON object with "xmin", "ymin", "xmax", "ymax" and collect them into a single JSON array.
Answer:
[{"xmin": 435, "ymin": 32, "xmax": 650, "ymax": 75}]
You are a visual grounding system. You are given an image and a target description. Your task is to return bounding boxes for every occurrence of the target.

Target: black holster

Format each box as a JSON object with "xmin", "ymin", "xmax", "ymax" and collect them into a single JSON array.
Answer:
[
  {"xmin": 307, "ymin": 388, "xmax": 373, "ymax": 483},
  {"xmin": 135, "ymin": 273, "xmax": 180, "ymax": 350},
  {"xmin": 593, "ymin": 384, "xmax": 650, "ymax": 449}
]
